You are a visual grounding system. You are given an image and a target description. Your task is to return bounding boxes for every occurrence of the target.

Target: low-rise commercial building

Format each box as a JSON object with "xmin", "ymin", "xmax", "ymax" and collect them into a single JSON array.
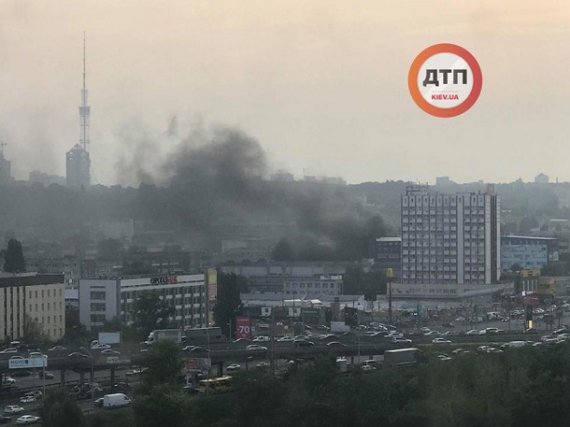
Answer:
[
  {"xmin": 79, "ymin": 273, "xmax": 208, "ymax": 331},
  {"xmin": 283, "ymin": 275, "xmax": 343, "ymax": 298},
  {"xmin": 501, "ymin": 235, "xmax": 559, "ymax": 271},
  {"xmin": 0, "ymin": 273, "xmax": 65, "ymax": 342}
]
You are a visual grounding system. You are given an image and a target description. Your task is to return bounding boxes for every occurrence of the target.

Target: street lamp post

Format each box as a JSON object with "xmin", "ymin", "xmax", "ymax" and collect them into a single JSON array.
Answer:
[{"xmin": 385, "ymin": 268, "xmax": 394, "ymax": 326}]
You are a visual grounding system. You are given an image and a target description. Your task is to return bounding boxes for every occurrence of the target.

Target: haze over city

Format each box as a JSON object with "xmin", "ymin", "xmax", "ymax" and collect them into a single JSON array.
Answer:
[{"xmin": 2, "ymin": 0, "xmax": 570, "ymax": 185}]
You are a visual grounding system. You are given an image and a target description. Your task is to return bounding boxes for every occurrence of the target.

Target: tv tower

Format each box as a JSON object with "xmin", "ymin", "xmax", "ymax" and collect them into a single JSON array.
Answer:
[
  {"xmin": 66, "ymin": 32, "xmax": 91, "ymax": 188},
  {"xmin": 79, "ymin": 31, "xmax": 90, "ymax": 151}
]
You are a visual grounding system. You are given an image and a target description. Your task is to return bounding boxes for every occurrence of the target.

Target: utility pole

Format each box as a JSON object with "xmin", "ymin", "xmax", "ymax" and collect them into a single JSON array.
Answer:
[
  {"xmin": 270, "ymin": 308, "xmax": 275, "ymax": 376},
  {"xmin": 385, "ymin": 268, "xmax": 394, "ymax": 325}
]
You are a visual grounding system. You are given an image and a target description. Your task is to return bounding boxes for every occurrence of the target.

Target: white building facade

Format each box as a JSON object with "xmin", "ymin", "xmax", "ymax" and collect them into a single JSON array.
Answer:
[
  {"xmin": 79, "ymin": 273, "xmax": 207, "ymax": 331},
  {"xmin": 401, "ymin": 186, "xmax": 500, "ymax": 286}
]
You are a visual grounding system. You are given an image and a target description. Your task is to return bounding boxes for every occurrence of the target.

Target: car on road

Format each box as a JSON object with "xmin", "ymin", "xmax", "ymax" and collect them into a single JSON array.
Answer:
[
  {"xmin": 294, "ymin": 340, "xmax": 315, "ymax": 347},
  {"xmin": 466, "ymin": 329, "xmax": 479, "ymax": 336},
  {"xmin": 232, "ymin": 338, "xmax": 251, "ymax": 344},
  {"xmin": 484, "ymin": 328, "xmax": 505, "ymax": 335},
  {"xmin": 125, "ymin": 367, "xmax": 146, "ymax": 376},
  {"xmin": 38, "ymin": 371, "xmax": 55, "ymax": 380},
  {"xmin": 256, "ymin": 361, "xmax": 270, "ymax": 369},
  {"xmin": 246, "ymin": 345, "xmax": 268, "ymax": 352},
  {"xmin": 0, "ymin": 348, "xmax": 18, "ymax": 354},
  {"xmin": 392, "ymin": 338, "xmax": 413, "ymax": 344},
  {"xmin": 90, "ymin": 343, "xmax": 111, "ymax": 350},
  {"xmin": 252, "ymin": 336, "xmax": 270, "ymax": 342},
  {"xmin": 47, "ymin": 345, "xmax": 67, "ymax": 353},
  {"xmin": 28, "ymin": 352, "xmax": 46, "ymax": 358},
  {"xmin": 277, "ymin": 336, "xmax": 295, "ymax": 342},
  {"xmin": 424, "ymin": 331, "xmax": 440, "ymax": 336},
  {"xmin": 226, "ymin": 363, "xmax": 241, "ymax": 373},
  {"xmin": 321, "ymin": 334, "xmax": 339, "ymax": 341},
  {"xmin": 67, "ymin": 352, "xmax": 89, "ymax": 359},
  {"xmin": 23, "ymin": 391, "xmax": 42, "ymax": 401},
  {"xmin": 420, "ymin": 327, "xmax": 430, "ymax": 333},
  {"xmin": 100, "ymin": 349, "xmax": 121, "ymax": 356},
  {"xmin": 432, "ymin": 338, "xmax": 452, "ymax": 344},
  {"xmin": 94, "ymin": 397, "xmax": 104, "ymax": 408},
  {"xmin": 3, "ymin": 406, "xmax": 24, "ymax": 415},
  {"xmin": 2, "ymin": 377, "xmax": 16, "ymax": 385},
  {"xmin": 10, "ymin": 355, "xmax": 24, "ymax": 360},
  {"xmin": 16, "ymin": 415, "xmax": 40, "ymax": 425},
  {"xmin": 326, "ymin": 341, "xmax": 346, "ymax": 348},
  {"xmin": 184, "ymin": 346, "xmax": 210, "ymax": 354},
  {"xmin": 0, "ymin": 415, "xmax": 10, "ymax": 424},
  {"xmin": 19, "ymin": 396, "xmax": 35, "ymax": 404},
  {"xmin": 523, "ymin": 328, "xmax": 537, "ymax": 334}
]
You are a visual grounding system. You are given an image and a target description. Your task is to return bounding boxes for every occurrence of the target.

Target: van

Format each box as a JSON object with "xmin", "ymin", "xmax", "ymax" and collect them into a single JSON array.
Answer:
[{"xmin": 103, "ymin": 393, "xmax": 131, "ymax": 409}]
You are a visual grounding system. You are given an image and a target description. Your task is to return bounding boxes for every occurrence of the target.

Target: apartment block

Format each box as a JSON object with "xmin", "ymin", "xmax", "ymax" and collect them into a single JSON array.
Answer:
[{"xmin": 401, "ymin": 186, "xmax": 500, "ymax": 285}]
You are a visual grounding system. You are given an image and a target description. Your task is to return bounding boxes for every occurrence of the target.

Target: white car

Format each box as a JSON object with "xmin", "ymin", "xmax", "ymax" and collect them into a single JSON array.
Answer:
[
  {"xmin": 19, "ymin": 396, "xmax": 36, "ymax": 404},
  {"xmin": 246, "ymin": 345, "xmax": 268, "ymax": 352},
  {"xmin": 252, "ymin": 336, "xmax": 270, "ymax": 342},
  {"xmin": 28, "ymin": 352, "xmax": 47, "ymax": 359},
  {"xmin": 277, "ymin": 336, "xmax": 294, "ymax": 342},
  {"xmin": 91, "ymin": 343, "xmax": 111, "ymax": 350},
  {"xmin": 226, "ymin": 363, "xmax": 241, "ymax": 373},
  {"xmin": 0, "ymin": 347, "xmax": 18, "ymax": 353},
  {"xmin": 3, "ymin": 376, "xmax": 16, "ymax": 385},
  {"xmin": 465, "ymin": 330, "xmax": 479, "ymax": 336},
  {"xmin": 16, "ymin": 415, "xmax": 40, "ymax": 425},
  {"xmin": 4, "ymin": 405, "xmax": 24, "ymax": 414},
  {"xmin": 432, "ymin": 338, "xmax": 452, "ymax": 344}
]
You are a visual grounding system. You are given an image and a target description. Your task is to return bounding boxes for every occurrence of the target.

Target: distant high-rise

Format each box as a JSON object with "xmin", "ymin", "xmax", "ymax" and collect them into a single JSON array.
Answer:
[
  {"xmin": 66, "ymin": 33, "xmax": 91, "ymax": 188},
  {"xmin": 0, "ymin": 143, "xmax": 12, "ymax": 185},
  {"xmin": 400, "ymin": 185, "xmax": 500, "ymax": 285}
]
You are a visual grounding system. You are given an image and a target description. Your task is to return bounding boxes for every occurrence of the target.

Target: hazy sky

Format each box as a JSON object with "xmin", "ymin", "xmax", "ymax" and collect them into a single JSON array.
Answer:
[{"xmin": 1, "ymin": 0, "xmax": 570, "ymax": 185}]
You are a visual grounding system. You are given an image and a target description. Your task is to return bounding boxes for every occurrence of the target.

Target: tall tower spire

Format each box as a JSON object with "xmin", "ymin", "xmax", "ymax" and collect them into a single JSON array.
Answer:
[{"xmin": 79, "ymin": 31, "xmax": 90, "ymax": 151}]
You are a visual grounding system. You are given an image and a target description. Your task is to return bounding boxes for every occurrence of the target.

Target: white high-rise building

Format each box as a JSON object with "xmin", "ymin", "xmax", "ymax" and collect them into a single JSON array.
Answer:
[{"xmin": 400, "ymin": 185, "xmax": 500, "ymax": 285}]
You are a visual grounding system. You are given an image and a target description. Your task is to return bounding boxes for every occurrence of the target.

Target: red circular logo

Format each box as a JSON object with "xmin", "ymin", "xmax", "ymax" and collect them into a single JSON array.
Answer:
[{"xmin": 408, "ymin": 44, "xmax": 482, "ymax": 118}]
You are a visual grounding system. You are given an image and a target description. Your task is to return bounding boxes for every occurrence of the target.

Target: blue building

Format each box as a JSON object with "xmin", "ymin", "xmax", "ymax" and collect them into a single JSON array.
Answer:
[{"xmin": 501, "ymin": 235, "xmax": 559, "ymax": 271}]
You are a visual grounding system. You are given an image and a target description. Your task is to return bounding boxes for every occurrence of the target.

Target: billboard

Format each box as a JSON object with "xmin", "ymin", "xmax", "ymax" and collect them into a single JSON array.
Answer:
[
  {"xmin": 9, "ymin": 357, "xmax": 47, "ymax": 369},
  {"xmin": 99, "ymin": 332, "xmax": 121, "ymax": 345},
  {"xmin": 235, "ymin": 316, "xmax": 252, "ymax": 339},
  {"xmin": 185, "ymin": 357, "xmax": 211, "ymax": 373}
]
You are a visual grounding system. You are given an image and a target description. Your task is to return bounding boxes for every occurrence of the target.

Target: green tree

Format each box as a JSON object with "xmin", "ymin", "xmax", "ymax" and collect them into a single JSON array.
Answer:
[
  {"xmin": 133, "ymin": 384, "xmax": 186, "ymax": 427},
  {"xmin": 133, "ymin": 291, "xmax": 175, "ymax": 339},
  {"xmin": 23, "ymin": 314, "xmax": 43, "ymax": 342},
  {"xmin": 3, "ymin": 238, "xmax": 25, "ymax": 273},
  {"xmin": 141, "ymin": 340, "xmax": 184, "ymax": 389},
  {"xmin": 213, "ymin": 272, "xmax": 246, "ymax": 338},
  {"xmin": 40, "ymin": 388, "xmax": 85, "ymax": 427}
]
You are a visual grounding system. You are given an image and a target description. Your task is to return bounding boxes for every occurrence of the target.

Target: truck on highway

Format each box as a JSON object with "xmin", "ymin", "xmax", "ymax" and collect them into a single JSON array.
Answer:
[
  {"xmin": 145, "ymin": 329, "xmax": 183, "ymax": 345},
  {"xmin": 384, "ymin": 348, "xmax": 420, "ymax": 367},
  {"xmin": 103, "ymin": 393, "xmax": 131, "ymax": 409}
]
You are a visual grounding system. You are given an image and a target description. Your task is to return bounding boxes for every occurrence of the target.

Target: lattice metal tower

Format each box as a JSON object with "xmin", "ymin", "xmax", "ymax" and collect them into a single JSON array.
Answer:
[{"xmin": 79, "ymin": 32, "xmax": 90, "ymax": 151}]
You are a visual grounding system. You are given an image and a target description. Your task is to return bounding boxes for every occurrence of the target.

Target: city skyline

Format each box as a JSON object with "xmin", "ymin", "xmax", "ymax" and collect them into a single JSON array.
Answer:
[{"xmin": 1, "ymin": 1, "xmax": 569, "ymax": 185}]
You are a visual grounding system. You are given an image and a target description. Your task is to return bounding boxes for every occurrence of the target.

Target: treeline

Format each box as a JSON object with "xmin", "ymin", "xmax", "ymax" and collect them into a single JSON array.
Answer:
[{"xmin": 78, "ymin": 341, "xmax": 570, "ymax": 427}]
